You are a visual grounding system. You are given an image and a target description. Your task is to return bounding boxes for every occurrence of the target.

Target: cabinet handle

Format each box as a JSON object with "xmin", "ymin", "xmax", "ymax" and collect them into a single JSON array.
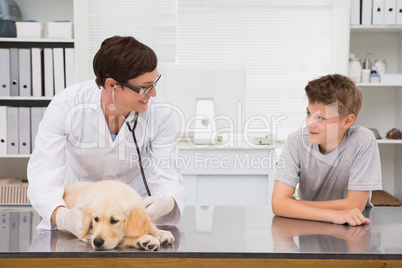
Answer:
[
  {"xmin": 389, "ymin": 8, "xmax": 393, "ymax": 12},
  {"xmin": 377, "ymin": 7, "xmax": 381, "ymax": 12}
]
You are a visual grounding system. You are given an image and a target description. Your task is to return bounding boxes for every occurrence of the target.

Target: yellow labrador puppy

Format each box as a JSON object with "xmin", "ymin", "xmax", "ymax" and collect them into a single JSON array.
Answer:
[{"xmin": 63, "ymin": 180, "xmax": 174, "ymax": 251}]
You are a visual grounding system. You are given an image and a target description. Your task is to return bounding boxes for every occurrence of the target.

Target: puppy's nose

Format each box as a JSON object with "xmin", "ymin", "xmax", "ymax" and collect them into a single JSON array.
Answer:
[{"xmin": 93, "ymin": 237, "xmax": 105, "ymax": 248}]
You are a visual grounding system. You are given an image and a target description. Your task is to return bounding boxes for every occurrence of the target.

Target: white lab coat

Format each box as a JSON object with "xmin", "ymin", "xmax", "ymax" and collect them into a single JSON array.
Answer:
[{"xmin": 27, "ymin": 80, "xmax": 185, "ymax": 230}]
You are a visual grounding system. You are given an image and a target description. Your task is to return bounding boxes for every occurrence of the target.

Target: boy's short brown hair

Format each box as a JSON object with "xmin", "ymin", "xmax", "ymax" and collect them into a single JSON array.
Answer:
[
  {"xmin": 93, "ymin": 35, "xmax": 158, "ymax": 87},
  {"xmin": 305, "ymin": 74, "xmax": 363, "ymax": 118}
]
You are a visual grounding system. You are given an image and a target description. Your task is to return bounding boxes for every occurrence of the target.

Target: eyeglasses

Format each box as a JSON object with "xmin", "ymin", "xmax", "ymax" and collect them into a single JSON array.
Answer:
[{"xmin": 119, "ymin": 74, "xmax": 161, "ymax": 96}]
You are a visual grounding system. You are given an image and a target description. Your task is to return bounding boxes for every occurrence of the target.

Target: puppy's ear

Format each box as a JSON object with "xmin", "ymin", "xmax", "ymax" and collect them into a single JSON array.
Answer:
[
  {"xmin": 79, "ymin": 207, "xmax": 92, "ymax": 240},
  {"xmin": 124, "ymin": 207, "xmax": 151, "ymax": 238}
]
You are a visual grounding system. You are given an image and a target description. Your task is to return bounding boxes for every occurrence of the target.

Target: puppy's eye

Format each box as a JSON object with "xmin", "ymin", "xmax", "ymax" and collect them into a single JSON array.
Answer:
[
  {"xmin": 94, "ymin": 217, "xmax": 99, "ymax": 222},
  {"xmin": 110, "ymin": 218, "xmax": 119, "ymax": 224}
]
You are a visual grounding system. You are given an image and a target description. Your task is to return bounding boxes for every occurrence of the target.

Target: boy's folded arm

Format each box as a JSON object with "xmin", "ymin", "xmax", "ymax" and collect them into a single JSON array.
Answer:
[
  {"xmin": 272, "ymin": 181, "xmax": 331, "ymax": 222},
  {"xmin": 272, "ymin": 181, "xmax": 369, "ymax": 226},
  {"xmin": 297, "ymin": 190, "xmax": 369, "ymax": 212}
]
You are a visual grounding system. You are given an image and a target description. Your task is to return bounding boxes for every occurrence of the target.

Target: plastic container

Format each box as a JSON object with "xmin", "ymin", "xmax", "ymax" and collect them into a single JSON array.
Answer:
[
  {"xmin": 370, "ymin": 67, "xmax": 381, "ymax": 83},
  {"xmin": 16, "ymin": 21, "xmax": 43, "ymax": 39},
  {"xmin": 362, "ymin": 53, "xmax": 372, "ymax": 70},
  {"xmin": 47, "ymin": 21, "xmax": 73, "ymax": 39},
  {"xmin": 349, "ymin": 57, "xmax": 362, "ymax": 83},
  {"xmin": 374, "ymin": 59, "xmax": 387, "ymax": 76}
]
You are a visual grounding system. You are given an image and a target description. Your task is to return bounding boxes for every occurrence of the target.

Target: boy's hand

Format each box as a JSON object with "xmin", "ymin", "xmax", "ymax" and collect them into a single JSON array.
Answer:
[{"xmin": 328, "ymin": 208, "xmax": 370, "ymax": 226}]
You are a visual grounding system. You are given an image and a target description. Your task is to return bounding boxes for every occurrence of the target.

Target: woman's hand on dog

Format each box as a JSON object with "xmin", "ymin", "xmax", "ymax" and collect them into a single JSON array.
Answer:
[
  {"xmin": 56, "ymin": 205, "xmax": 85, "ymax": 238},
  {"xmin": 143, "ymin": 196, "xmax": 175, "ymax": 221}
]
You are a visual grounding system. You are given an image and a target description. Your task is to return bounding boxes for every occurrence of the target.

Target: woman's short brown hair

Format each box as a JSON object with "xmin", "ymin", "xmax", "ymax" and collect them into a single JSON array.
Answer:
[
  {"xmin": 305, "ymin": 74, "xmax": 363, "ymax": 118},
  {"xmin": 93, "ymin": 36, "xmax": 158, "ymax": 87}
]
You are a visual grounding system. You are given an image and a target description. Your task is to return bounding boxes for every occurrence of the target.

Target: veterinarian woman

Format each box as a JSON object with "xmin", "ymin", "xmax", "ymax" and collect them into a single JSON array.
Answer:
[{"xmin": 27, "ymin": 36, "xmax": 185, "ymax": 238}]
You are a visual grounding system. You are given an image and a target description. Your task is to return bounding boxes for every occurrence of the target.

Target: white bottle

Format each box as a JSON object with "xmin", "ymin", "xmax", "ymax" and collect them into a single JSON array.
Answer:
[
  {"xmin": 349, "ymin": 57, "xmax": 362, "ymax": 83},
  {"xmin": 370, "ymin": 67, "xmax": 381, "ymax": 83},
  {"xmin": 374, "ymin": 59, "xmax": 387, "ymax": 76}
]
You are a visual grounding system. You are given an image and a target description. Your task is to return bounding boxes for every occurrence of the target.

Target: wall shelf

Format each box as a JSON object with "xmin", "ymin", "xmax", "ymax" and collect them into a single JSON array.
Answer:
[
  {"xmin": 351, "ymin": 25, "xmax": 402, "ymax": 33},
  {"xmin": 350, "ymin": 22, "xmax": 402, "ymax": 200},
  {"xmin": 0, "ymin": 38, "xmax": 74, "ymax": 43},
  {"xmin": 357, "ymin": 83, "xmax": 402, "ymax": 87},
  {"xmin": 0, "ymin": 155, "xmax": 31, "ymax": 159},
  {"xmin": 377, "ymin": 140, "xmax": 402, "ymax": 144},
  {"xmin": 0, "ymin": 38, "xmax": 74, "ymax": 48}
]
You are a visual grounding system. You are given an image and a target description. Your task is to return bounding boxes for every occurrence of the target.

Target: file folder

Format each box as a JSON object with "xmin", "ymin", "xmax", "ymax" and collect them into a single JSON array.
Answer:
[
  {"xmin": 18, "ymin": 49, "xmax": 31, "ymax": 97},
  {"xmin": 373, "ymin": 0, "xmax": 385, "ymax": 24},
  {"xmin": 31, "ymin": 48, "xmax": 42, "ymax": 97},
  {"xmin": 30, "ymin": 107, "xmax": 42, "ymax": 153},
  {"xmin": 53, "ymin": 47, "xmax": 65, "ymax": 94},
  {"xmin": 7, "ymin": 107, "xmax": 19, "ymax": 154},
  {"xmin": 0, "ymin": 49, "xmax": 10, "ymax": 96},
  {"xmin": 10, "ymin": 48, "xmax": 19, "ymax": 96},
  {"xmin": 43, "ymin": 48, "xmax": 54, "ymax": 97},
  {"xmin": 384, "ymin": 0, "xmax": 397, "ymax": 24},
  {"xmin": 397, "ymin": 0, "xmax": 402, "ymax": 24},
  {"xmin": 0, "ymin": 106, "xmax": 7, "ymax": 154},
  {"xmin": 362, "ymin": 0, "xmax": 373, "ymax": 25},
  {"xmin": 351, "ymin": 0, "xmax": 361, "ymax": 25},
  {"xmin": 18, "ymin": 107, "xmax": 31, "ymax": 154},
  {"xmin": 65, "ymin": 48, "xmax": 75, "ymax": 87}
]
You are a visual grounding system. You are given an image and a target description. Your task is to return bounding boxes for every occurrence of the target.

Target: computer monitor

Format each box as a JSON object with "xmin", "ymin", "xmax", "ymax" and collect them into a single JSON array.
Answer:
[{"xmin": 163, "ymin": 66, "xmax": 246, "ymax": 145}]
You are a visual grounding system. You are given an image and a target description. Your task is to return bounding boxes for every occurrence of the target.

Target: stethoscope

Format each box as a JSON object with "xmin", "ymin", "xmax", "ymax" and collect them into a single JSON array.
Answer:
[{"xmin": 112, "ymin": 86, "xmax": 151, "ymax": 196}]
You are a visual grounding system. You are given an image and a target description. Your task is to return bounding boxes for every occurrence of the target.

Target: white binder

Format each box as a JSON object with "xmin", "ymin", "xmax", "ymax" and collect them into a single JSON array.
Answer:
[
  {"xmin": 43, "ymin": 48, "xmax": 54, "ymax": 97},
  {"xmin": 31, "ymin": 48, "xmax": 42, "ymax": 97},
  {"xmin": 53, "ymin": 47, "xmax": 65, "ymax": 94},
  {"xmin": 362, "ymin": 0, "xmax": 373, "ymax": 25},
  {"xmin": 6, "ymin": 107, "xmax": 19, "ymax": 154},
  {"xmin": 373, "ymin": 0, "xmax": 385, "ymax": 24},
  {"xmin": 30, "ymin": 107, "xmax": 42, "ymax": 153},
  {"xmin": 384, "ymin": 0, "xmax": 397, "ymax": 24},
  {"xmin": 18, "ymin": 107, "xmax": 31, "ymax": 154},
  {"xmin": 0, "ymin": 49, "xmax": 10, "ymax": 96},
  {"xmin": 397, "ymin": 0, "xmax": 402, "ymax": 24},
  {"xmin": 351, "ymin": 0, "xmax": 361, "ymax": 25},
  {"xmin": 65, "ymin": 48, "xmax": 75, "ymax": 87},
  {"xmin": 10, "ymin": 48, "xmax": 19, "ymax": 96},
  {"xmin": 18, "ymin": 49, "xmax": 31, "ymax": 97},
  {"xmin": 0, "ymin": 106, "xmax": 7, "ymax": 154}
]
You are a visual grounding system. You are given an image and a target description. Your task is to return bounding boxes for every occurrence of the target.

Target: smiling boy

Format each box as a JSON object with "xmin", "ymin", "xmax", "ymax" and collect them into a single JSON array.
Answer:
[{"xmin": 272, "ymin": 74, "xmax": 382, "ymax": 226}]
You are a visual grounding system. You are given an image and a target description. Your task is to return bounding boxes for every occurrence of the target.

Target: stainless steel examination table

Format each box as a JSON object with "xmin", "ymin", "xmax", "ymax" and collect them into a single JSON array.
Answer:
[{"xmin": 0, "ymin": 206, "xmax": 401, "ymax": 267}]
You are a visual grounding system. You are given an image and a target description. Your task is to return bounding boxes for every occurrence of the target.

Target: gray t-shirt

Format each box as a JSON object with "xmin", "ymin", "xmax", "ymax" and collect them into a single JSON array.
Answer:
[{"xmin": 274, "ymin": 126, "xmax": 382, "ymax": 207}]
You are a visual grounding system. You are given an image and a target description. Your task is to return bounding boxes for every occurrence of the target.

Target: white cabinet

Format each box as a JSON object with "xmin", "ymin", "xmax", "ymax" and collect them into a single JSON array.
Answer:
[
  {"xmin": 349, "ymin": 26, "xmax": 402, "ymax": 199},
  {"xmin": 0, "ymin": 0, "xmax": 75, "ymax": 179},
  {"xmin": 179, "ymin": 146, "xmax": 275, "ymax": 207}
]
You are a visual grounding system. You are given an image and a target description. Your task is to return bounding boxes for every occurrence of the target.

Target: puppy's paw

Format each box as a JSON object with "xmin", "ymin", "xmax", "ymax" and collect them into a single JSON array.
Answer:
[
  {"xmin": 155, "ymin": 230, "xmax": 175, "ymax": 245},
  {"xmin": 136, "ymin": 235, "xmax": 160, "ymax": 251}
]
